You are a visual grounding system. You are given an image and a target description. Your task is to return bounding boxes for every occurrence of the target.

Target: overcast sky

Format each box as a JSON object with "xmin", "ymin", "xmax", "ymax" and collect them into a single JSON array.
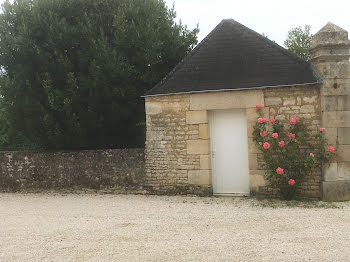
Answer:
[
  {"xmin": 0, "ymin": 0, "xmax": 349, "ymax": 47},
  {"xmin": 164, "ymin": 0, "xmax": 350, "ymax": 46}
]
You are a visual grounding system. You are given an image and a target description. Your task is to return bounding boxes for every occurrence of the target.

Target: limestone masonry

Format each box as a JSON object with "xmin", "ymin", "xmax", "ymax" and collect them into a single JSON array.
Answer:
[
  {"xmin": 145, "ymin": 85, "xmax": 322, "ymax": 197},
  {"xmin": 145, "ymin": 22, "xmax": 350, "ymax": 200}
]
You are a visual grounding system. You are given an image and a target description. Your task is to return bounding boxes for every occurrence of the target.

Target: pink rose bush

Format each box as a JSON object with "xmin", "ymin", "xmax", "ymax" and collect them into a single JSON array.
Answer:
[
  {"xmin": 253, "ymin": 105, "xmax": 336, "ymax": 200},
  {"xmin": 276, "ymin": 167, "xmax": 284, "ymax": 175},
  {"xmin": 260, "ymin": 131, "xmax": 267, "ymax": 138},
  {"xmin": 263, "ymin": 142, "xmax": 270, "ymax": 149},
  {"xmin": 328, "ymin": 146, "xmax": 335, "ymax": 153},
  {"xmin": 256, "ymin": 104, "xmax": 262, "ymax": 110},
  {"xmin": 288, "ymin": 179, "xmax": 295, "ymax": 186},
  {"xmin": 258, "ymin": 118, "xmax": 267, "ymax": 124}
]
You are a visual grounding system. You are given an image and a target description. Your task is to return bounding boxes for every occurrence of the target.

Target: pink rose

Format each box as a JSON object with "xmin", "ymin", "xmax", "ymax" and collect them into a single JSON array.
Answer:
[
  {"xmin": 259, "ymin": 142, "xmax": 262, "ymax": 145},
  {"xmin": 276, "ymin": 167, "xmax": 284, "ymax": 175},
  {"xmin": 269, "ymin": 118, "xmax": 275, "ymax": 124},
  {"xmin": 328, "ymin": 146, "xmax": 335, "ymax": 153},
  {"xmin": 272, "ymin": 133, "xmax": 278, "ymax": 139},
  {"xmin": 320, "ymin": 128, "xmax": 326, "ymax": 133},
  {"xmin": 310, "ymin": 153, "xmax": 315, "ymax": 157},
  {"xmin": 288, "ymin": 179, "xmax": 295, "ymax": 186},
  {"xmin": 256, "ymin": 104, "xmax": 262, "ymax": 110},
  {"xmin": 278, "ymin": 141, "xmax": 285, "ymax": 147},
  {"xmin": 263, "ymin": 142, "xmax": 270, "ymax": 149},
  {"xmin": 258, "ymin": 118, "xmax": 267, "ymax": 124},
  {"xmin": 260, "ymin": 131, "xmax": 267, "ymax": 138},
  {"xmin": 294, "ymin": 117, "xmax": 300, "ymax": 123},
  {"xmin": 290, "ymin": 118, "xmax": 297, "ymax": 125},
  {"xmin": 289, "ymin": 133, "xmax": 295, "ymax": 140}
]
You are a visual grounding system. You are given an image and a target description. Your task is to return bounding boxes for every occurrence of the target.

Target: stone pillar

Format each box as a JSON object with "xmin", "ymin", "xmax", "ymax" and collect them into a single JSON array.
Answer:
[{"xmin": 310, "ymin": 23, "xmax": 350, "ymax": 201}]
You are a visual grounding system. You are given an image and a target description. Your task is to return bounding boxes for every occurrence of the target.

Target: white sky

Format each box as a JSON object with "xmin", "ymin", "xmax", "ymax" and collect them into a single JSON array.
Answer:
[
  {"xmin": 0, "ymin": 0, "xmax": 349, "ymax": 47},
  {"xmin": 164, "ymin": 0, "xmax": 350, "ymax": 46}
]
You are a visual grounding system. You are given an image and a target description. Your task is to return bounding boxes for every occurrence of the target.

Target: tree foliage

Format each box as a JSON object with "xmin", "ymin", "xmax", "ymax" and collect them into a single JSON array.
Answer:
[
  {"xmin": 0, "ymin": 0, "xmax": 198, "ymax": 150},
  {"xmin": 284, "ymin": 25, "xmax": 312, "ymax": 61}
]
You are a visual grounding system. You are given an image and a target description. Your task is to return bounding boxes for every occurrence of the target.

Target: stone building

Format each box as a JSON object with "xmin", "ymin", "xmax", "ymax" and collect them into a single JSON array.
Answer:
[{"xmin": 144, "ymin": 19, "xmax": 350, "ymax": 201}]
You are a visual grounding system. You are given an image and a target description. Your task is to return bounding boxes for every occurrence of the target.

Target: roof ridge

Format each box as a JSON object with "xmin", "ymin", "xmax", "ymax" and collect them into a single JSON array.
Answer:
[{"xmin": 146, "ymin": 19, "xmax": 227, "ymax": 95}]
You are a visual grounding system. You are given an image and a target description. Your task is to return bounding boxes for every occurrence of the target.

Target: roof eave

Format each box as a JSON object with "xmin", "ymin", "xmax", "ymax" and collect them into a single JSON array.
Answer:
[{"xmin": 142, "ymin": 81, "xmax": 322, "ymax": 98}]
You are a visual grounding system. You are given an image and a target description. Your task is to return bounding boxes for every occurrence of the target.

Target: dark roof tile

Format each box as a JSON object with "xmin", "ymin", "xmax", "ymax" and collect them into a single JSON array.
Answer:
[{"xmin": 146, "ymin": 19, "xmax": 321, "ymax": 96}]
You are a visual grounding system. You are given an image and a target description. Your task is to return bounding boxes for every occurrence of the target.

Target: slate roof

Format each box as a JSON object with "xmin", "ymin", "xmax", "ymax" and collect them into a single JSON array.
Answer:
[{"xmin": 145, "ymin": 19, "xmax": 321, "ymax": 97}]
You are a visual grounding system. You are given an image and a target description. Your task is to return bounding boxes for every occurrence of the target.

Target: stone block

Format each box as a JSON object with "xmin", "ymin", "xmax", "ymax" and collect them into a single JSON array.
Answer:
[
  {"xmin": 200, "ymin": 155, "xmax": 211, "ymax": 170},
  {"xmin": 248, "ymin": 138, "xmax": 260, "ymax": 154},
  {"xmin": 246, "ymin": 121, "xmax": 256, "ymax": 138},
  {"xmin": 249, "ymin": 174, "xmax": 266, "ymax": 192},
  {"xmin": 322, "ymin": 111, "xmax": 350, "ymax": 127},
  {"xmin": 297, "ymin": 97, "xmax": 302, "ymax": 105},
  {"xmin": 187, "ymin": 140, "xmax": 210, "ymax": 155},
  {"xmin": 246, "ymin": 107, "xmax": 269, "ymax": 121},
  {"xmin": 317, "ymin": 61, "xmax": 350, "ymax": 79},
  {"xmin": 321, "ymin": 96, "xmax": 337, "ymax": 112},
  {"xmin": 186, "ymin": 111, "xmax": 208, "ymax": 124},
  {"xmin": 249, "ymin": 170, "xmax": 265, "ymax": 176},
  {"xmin": 322, "ymin": 180, "xmax": 350, "ymax": 201},
  {"xmin": 283, "ymin": 97, "xmax": 296, "ymax": 106},
  {"xmin": 189, "ymin": 90, "xmax": 264, "ymax": 110},
  {"xmin": 300, "ymin": 105, "xmax": 315, "ymax": 113},
  {"xmin": 321, "ymin": 79, "xmax": 350, "ymax": 96},
  {"xmin": 303, "ymin": 95, "xmax": 318, "ymax": 104},
  {"xmin": 323, "ymin": 162, "xmax": 338, "ymax": 181},
  {"xmin": 199, "ymin": 124, "xmax": 209, "ymax": 139},
  {"xmin": 265, "ymin": 97, "xmax": 282, "ymax": 106},
  {"xmin": 337, "ymin": 145, "xmax": 350, "ymax": 162},
  {"xmin": 145, "ymin": 102, "xmax": 162, "ymax": 115},
  {"xmin": 338, "ymin": 162, "xmax": 350, "ymax": 180},
  {"xmin": 188, "ymin": 170, "xmax": 211, "ymax": 185},
  {"xmin": 338, "ymin": 128, "xmax": 350, "ymax": 144},
  {"xmin": 324, "ymin": 127, "xmax": 337, "ymax": 145},
  {"xmin": 337, "ymin": 95, "xmax": 350, "ymax": 111},
  {"xmin": 248, "ymin": 153, "xmax": 258, "ymax": 170}
]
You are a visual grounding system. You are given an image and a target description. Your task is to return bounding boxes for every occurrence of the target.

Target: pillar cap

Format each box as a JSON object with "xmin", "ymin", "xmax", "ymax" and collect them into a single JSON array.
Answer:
[
  {"xmin": 311, "ymin": 22, "xmax": 349, "ymax": 49},
  {"xmin": 310, "ymin": 22, "xmax": 350, "ymax": 63}
]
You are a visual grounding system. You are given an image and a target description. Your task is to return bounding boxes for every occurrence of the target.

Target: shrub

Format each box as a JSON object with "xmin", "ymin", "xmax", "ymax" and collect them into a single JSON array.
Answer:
[{"xmin": 253, "ymin": 104, "xmax": 335, "ymax": 200}]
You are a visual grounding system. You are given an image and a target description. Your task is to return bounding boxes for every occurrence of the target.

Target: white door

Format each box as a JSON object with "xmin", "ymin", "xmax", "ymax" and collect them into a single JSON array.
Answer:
[{"xmin": 209, "ymin": 109, "xmax": 249, "ymax": 195}]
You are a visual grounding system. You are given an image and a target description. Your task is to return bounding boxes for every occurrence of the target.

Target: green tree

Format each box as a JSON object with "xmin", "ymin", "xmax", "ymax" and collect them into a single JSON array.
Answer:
[
  {"xmin": 0, "ymin": 0, "xmax": 198, "ymax": 150},
  {"xmin": 284, "ymin": 25, "xmax": 312, "ymax": 61}
]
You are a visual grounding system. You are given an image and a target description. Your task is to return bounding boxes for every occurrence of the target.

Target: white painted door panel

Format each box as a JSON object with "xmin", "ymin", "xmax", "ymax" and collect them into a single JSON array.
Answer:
[{"xmin": 209, "ymin": 109, "xmax": 249, "ymax": 195}]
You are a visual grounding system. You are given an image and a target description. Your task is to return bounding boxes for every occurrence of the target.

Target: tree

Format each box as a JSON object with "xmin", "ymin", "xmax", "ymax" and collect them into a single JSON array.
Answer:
[
  {"xmin": 0, "ymin": 0, "xmax": 198, "ymax": 150},
  {"xmin": 284, "ymin": 25, "xmax": 312, "ymax": 61}
]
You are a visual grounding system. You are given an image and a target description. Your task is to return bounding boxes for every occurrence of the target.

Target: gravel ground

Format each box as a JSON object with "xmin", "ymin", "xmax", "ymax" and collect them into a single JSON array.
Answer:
[{"xmin": 0, "ymin": 193, "xmax": 350, "ymax": 262}]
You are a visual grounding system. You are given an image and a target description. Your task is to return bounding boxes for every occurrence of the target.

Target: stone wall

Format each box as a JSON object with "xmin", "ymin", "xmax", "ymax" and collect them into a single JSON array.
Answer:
[
  {"xmin": 310, "ymin": 23, "xmax": 350, "ymax": 201},
  {"xmin": 144, "ymin": 94, "xmax": 211, "ymax": 195},
  {"xmin": 0, "ymin": 149, "xmax": 145, "ymax": 192},
  {"xmin": 260, "ymin": 85, "xmax": 322, "ymax": 198},
  {"xmin": 145, "ymin": 86, "xmax": 322, "ymax": 198}
]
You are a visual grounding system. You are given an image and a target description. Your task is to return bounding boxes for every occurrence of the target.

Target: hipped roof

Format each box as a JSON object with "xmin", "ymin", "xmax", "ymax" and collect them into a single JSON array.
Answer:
[{"xmin": 146, "ymin": 19, "xmax": 320, "ymax": 97}]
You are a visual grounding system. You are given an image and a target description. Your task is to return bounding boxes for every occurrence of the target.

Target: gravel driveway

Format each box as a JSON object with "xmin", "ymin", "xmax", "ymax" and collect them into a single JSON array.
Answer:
[{"xmin": 0, "ymin": 193, "xmax": 350, "ymax": 262}]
